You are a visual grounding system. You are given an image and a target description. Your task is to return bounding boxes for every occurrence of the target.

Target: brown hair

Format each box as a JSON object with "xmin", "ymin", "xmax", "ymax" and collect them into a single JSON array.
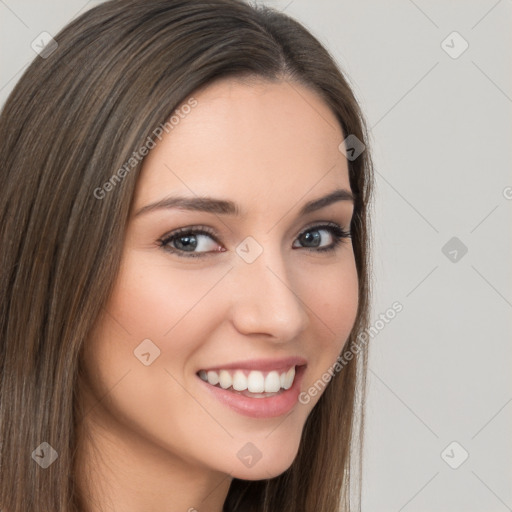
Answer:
[{"xmin": 0, "ymin": 1, "xmax": 374, "ymax": 510}]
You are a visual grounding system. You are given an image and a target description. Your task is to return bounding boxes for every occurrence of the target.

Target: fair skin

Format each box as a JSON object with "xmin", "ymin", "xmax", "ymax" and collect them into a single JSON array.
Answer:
[{"xmin": 77, "ymin": 77, "xmax": 359, "ymax": 512}]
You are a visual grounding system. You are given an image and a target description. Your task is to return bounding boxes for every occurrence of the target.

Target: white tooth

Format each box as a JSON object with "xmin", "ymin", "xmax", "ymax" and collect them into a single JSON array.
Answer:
[
  {"xmin": 264, "ymin": 371, "xmax": 281, "ymax": 393},
  {"xmin": 247, "ymin": 371, "xmax": 265, "ymax": 393},
  {"xmin": 280, "ymin": 372, "xmax": 286, "ymax": 388},
  {"xmin": 283, "ymin": 366, "xmax": 295, "ymax": 390},
  {"xmin": 207, "ymin": 370, "xmax": 219, "ymax": 386},
  {"xmin": 199, "ymin": 370, "xmax": 208, "ymax": 382},
  {"xmin": 219, "ymin": 370, "xmax": 232, "ymax": 389},
  {"xmin": 232, "ymin": 370, "xmax": 248, "ymax": 391}
]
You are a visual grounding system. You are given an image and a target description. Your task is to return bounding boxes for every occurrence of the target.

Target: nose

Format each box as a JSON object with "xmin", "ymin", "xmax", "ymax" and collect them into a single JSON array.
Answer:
[{"xmin": 227, "ymin": 247, "xmax": 310, "ymax": 342}]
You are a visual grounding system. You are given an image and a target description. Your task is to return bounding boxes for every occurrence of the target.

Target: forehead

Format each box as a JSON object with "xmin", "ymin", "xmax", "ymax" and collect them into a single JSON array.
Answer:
[{"xmin": 134, "ymin": 78, "xmax": 350, "ymax": 214}]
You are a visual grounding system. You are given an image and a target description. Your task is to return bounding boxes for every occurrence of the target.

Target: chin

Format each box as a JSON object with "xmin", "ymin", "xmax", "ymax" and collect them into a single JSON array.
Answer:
[
  {"xmin": 227, "ymin": 437, "xmax": 301, "ymax": 481},
  {"xmin": 232, "ymin": 456, "xmax": 296, "ymax": 481}
]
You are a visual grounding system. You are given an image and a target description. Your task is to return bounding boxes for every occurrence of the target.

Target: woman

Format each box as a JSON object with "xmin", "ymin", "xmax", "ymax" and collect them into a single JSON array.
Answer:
[{"xmin": 0, "ymin": 0, "xmax": 375, "ymax": 510}]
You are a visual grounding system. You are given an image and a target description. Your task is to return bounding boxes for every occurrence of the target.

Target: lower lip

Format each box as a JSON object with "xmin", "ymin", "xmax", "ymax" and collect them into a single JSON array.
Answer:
[{"xmin": 197, "ymin": 365, "xmax": 306, "ymax": 418}]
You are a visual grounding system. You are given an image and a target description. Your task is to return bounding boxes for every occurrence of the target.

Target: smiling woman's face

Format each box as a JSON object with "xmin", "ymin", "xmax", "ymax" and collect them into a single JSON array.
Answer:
[{"xmin": 80, "ymin": 77, "xmax": 359, "ymax": 486}]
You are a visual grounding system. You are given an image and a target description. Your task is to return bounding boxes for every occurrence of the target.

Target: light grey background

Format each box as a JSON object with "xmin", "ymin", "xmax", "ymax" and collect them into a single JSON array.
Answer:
[{"xmin": 1, "ymin": 1, "xmax": 511, "ymax": 511}]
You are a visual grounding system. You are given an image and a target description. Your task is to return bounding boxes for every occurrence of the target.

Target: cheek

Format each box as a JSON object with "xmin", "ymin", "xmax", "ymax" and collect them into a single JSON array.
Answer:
[
  {"xmin": 322, "ymin": 264, "xmax": 358, "ymax": 326},
  {"xmin": 82, "ymin": 255, "xmax": 232, "ymax": 406},
  {"xmin": 106, "ymin": 255, "xmax": 232, "ymax": 352},
  {"xmin": 308, "ymin": 255, "xmax": 359, "ymax": 334},
  {"xmin": 298, "ymin": 255, "xmax": 359, "ymax": 377},
  {"xmin": 80, "ymin": 257, "xmax": 238, "ymax": 462}
]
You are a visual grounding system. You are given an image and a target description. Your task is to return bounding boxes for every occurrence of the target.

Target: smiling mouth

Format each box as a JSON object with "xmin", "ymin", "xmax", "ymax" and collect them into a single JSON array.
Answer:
[{"xmin": 196, "ymin": 366, "xmax": 297, "ymax": 398}]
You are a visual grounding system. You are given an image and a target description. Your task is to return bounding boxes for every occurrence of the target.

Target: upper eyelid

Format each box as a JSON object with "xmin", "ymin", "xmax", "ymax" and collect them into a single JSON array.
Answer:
[
  {"xmin": 160, "ymin": 225, "xmax": 218, "ymax": 242},
  {"xmin": 163, "ymin": 220, "xmax": 346, "ymax": 235}
]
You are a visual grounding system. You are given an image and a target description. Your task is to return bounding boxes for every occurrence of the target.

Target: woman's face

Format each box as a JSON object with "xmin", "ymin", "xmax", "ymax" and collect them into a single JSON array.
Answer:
[{"xmin": 81, "ymin": 77, "xmax": 359, "ymax": 482}]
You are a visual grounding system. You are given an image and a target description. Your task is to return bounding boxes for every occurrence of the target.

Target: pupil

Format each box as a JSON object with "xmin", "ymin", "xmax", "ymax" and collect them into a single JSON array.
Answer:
[
  {"xmin": 177, "ymin": 235, "xmax": 197, "ymax": 251},
  {"xmin": 302, "ymin": 231, "xmax": 320, "ymax": 247}
]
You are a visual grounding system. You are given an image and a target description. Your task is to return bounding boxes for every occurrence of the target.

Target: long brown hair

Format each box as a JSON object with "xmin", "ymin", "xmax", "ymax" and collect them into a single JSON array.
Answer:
[{"xmin": 0, "ymin": 1, "xmax": 374, "ymax": 510}]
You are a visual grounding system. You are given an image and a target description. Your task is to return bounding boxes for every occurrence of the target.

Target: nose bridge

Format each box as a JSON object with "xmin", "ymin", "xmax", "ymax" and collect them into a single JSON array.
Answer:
[{"xmin": 229, "ymin": 242, "xmax": 309, "ymax": 340}]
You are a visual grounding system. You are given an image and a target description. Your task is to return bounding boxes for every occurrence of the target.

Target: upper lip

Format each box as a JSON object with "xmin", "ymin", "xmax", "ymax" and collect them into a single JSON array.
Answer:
[{"xmin": 198, "ymin": 356, "xmax": 307, "ymax": 373}]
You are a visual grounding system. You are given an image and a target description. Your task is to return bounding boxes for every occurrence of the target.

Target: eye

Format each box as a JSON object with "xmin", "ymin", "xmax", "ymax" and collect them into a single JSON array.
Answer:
[
  {"xmin": 292, "ymin": 222, "xmax": 351, "ymax": 253},
  {"xmin": 158, "ymin": 222, "xmax": 351, "ymax": 259},
  {"xmin": 157, "ymin": 226, "xmax": 223, "ymax": 259}
]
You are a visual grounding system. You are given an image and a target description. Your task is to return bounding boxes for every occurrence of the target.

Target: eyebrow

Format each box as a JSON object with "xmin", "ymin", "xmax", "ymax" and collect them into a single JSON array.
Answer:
[{"xmin": 133, "ymin": 188, "xmax": 355, "ymax": 218}]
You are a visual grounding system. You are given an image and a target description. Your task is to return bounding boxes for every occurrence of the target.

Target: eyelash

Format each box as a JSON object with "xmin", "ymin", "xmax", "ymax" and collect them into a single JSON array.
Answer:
[{"xmin": 157, "ymin": 222, "xmax": 351, "ymax": 259}]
